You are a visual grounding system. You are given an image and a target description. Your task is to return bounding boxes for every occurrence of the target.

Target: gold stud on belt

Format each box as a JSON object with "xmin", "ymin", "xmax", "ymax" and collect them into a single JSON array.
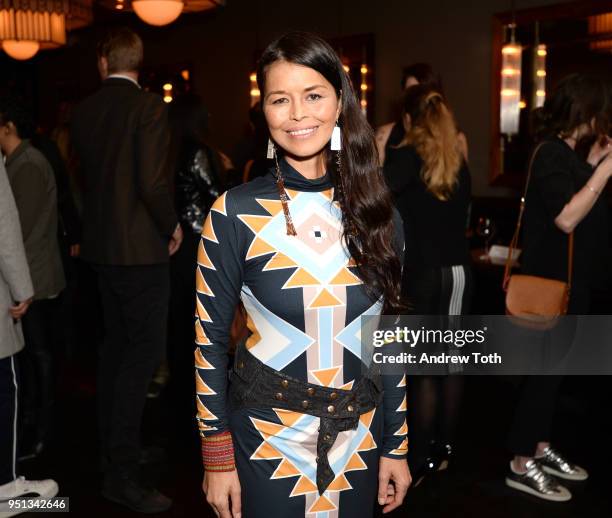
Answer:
[
  {"xmin": 327, "ymin": 405, "xmax": 335, "ymax": 413},
  {"xmin": 301, "ymin": 400, "xmax": 309, "ymax": 409},
  {"xmin": 275, "ymin": 392, "xmax": 284, "ymax": 401},
  {"xmin": 281, "ymin": 379, "xmax": 289, "ymax": 389},
  {"xmin": 347, "ymin": 405, "xmax": 354, "ymax": 412},
  {"xmin": 329, "ymin": 392, "xmax": 338, "ymax": 400},
  {"xmin": 307, "ymin": 388, "xmax": 316, "ymax": 396}
]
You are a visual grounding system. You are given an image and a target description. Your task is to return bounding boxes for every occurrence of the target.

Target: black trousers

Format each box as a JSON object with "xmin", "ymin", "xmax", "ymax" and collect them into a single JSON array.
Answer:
[
  {"xmin": 506, "ymin": 284, "xmax": 590, "ymax": 456},
  {"xmin": 20, "ymin": 298, "xmax": 60, "ymax": 447},
  {"xmin": 0, "ymin": 354, "xmax": 19, "ymax": 485},
  {"xmin": 94, "ymin": 263, "xmax": 170, "ymax": 478}
]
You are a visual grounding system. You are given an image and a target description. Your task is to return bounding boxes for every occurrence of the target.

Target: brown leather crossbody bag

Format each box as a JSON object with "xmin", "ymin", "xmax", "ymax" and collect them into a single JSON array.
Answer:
[{"xmin": 503, "ymin": 143, "xmax": 574, "ymax": 328}]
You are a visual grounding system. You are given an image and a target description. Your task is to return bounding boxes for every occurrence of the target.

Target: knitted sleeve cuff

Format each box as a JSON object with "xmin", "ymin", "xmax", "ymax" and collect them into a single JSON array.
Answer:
[{"xmin": 201, "ymin": 431, "xmax": 236, "ymax": 472}]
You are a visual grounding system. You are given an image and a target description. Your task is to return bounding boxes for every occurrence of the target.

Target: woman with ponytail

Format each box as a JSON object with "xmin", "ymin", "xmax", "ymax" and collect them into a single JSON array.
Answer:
[
  {"xmin": 383, "ymin": 83, "xmax": 472, "ymax": 485},
  {"xmin": 194, "ymin": 31, "xmax": 410, "ymax": 517}
]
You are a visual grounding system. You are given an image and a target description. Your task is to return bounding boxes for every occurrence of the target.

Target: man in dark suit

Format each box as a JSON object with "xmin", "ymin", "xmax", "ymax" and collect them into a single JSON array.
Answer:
[{"xmin": 71, "ymin": 27, "xmax": 182, "ymax": 513}]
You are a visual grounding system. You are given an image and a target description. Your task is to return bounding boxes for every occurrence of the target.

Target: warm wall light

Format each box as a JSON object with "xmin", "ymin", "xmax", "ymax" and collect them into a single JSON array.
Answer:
[
  {"xmin": 359, "ymin": 59, "xmax": 369, "ymax": 116},
  {"xmin": 499, "ymin": 25, "xmax": 522, "ymax": 137},
  {"xmin": 132, "ymin": 0, "xmax": 184, "ymax": 26},
  {"xmin": 533, "ymin": 44, "xmax": 546, "ymax": 108},
  {"xmin": 249, "ymin": 71, "xmax": 260, "ymax": 106},
  {"xmin": 163, "ymin": 83, "xmax": 173, "ymax": 103},
  {"xmin": 589, "ymin": 13, "xmax": 612, "ymax": 52}
]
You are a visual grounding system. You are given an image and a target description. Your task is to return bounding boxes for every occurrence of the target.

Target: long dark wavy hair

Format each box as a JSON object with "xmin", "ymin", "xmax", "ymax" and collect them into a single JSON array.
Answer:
[
  {"xmin": 256, "ymin": 31, "xmax": 403, "ymax": 312},
  {"xmin": 532, "ymin": 73, "xmax": 609, "ymax": 143}
]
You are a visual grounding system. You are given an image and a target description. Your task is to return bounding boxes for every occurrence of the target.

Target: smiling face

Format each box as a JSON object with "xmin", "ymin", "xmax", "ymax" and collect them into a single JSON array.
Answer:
[{"xmin": 262, "ymin": 60, "xmax": 341, "ymax": 163}]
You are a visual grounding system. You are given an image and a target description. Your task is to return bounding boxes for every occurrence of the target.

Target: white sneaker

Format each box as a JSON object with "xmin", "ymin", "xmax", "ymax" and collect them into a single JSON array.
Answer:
[{"xmin": 0, "ymin": 477, "xmax": 59, "ymax": 517}]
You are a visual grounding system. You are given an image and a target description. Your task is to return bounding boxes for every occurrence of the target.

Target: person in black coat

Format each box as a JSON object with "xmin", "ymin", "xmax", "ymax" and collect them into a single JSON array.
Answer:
[{"xmin": 70, "ymin": 27, "xmax": 181, "ymax": 513}]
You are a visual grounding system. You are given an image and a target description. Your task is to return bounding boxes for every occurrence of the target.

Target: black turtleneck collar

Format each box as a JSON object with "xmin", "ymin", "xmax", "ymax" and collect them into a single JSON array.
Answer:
[{"xmin": 269, "ymin": 157, "xmax": 333, "ymax": 192}]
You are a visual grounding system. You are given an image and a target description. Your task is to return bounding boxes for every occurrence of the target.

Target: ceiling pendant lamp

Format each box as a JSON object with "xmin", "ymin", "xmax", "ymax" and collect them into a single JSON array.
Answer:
[
  {"xmin": 0, "ymin": 4, "xmax": 67, "ymax": 60},
  {"xmin": 132, "ymin": 0, "xmax": 184, "ymax": 26},
  {"xmin": 0, "ymin": 1, "xmax": 93, "ymax": 60},
  {"xmin": 2, "ymin": 40, "xmax": 41, "ymax": 60}
]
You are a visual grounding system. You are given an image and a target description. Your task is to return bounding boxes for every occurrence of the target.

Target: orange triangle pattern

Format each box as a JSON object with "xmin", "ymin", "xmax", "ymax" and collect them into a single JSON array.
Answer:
[
  {"xmin": 195, "ymin": 399, "xmax": 217, "ymax": 421},
  {"xmin": 319, "ymin": 188, "xmax": 334, "ymax": 201},
  {"xmin": 196, "ymin": 240, "xmax": 215, "ymax": 270},
  {"xmin": 307, "ymin": 288, "xmax": 344, "ymax": 309},
  {"xmin": 238, "ymin": 214, "xmax": 272, "ymax": 235},
  {"xmin": 201, "ymin": 213, "xmax": 218, "ymax": 243},
  {"xmin": 347, "ymin": 257, "xmax": 357, "ymax": 267},
  {"xmin": 283, "ymin": 268, "xmax": 321, "ymax": 289},
  {"xmin": 263, "ymin": 252, "xmax": 298, "ymax": 271},
  {"xmin": 251, "ymin": 441, "xmax": 283, "ymax": 461},
  {"xmin": 196, "ymin": 372, "xmax": 217, "ymax": 395},
  {"xmin": 327, "ymin": 474, "xmax": 352, "ymax": 492},
  {"xmin": 310, "ymin": 366, "xmax": 340, "ymax": 387},
  {"xmin": 271, "ymin": 458, "xmax": 301, "ymax": 479},
  {"xmin": 396, "ymin": 395, "xmax": 407, "ymax": 412},
  {"xmin": 289, "ymin": 475, "xmax": 318, "ymax": 497},
  {"xmin": 197, "ymin": 417, "xmax": 217, "ymax": 433},
  {"xmin": 273, "ymin": 409, "xmax": 304, "ymax": 428},
  {"xmin": 195, "ymin": 320, "xmax": 211, "ymax": 346},
  {"xmin": 359, "ymin": 408, "xmax": 376, "ymax": 429},
  {"xmin": 388, "ymin": 438, "xmax": 409, "ymax": 456},
  {"xmin": 246, "ymin": 237, "xmax": 276, "ymax": 260},
  {"xmin": 358, "ymin": 433, "xmax": 377, "ymax": 452},
  {"xmin": 395, "ymin": 420, "xmax": 408, "ymax": 436},
  {"xmin": 257, "ymin": 198, "xmax": 284, "ymax": 216},
  {"xmin": 210, "ymin": 192, "xmax": 227, "ymax": 215},
  {"xmin": 397, "ymin": 374, "xmax": 407, "ymax": 387},
  {"xmin": 339, "ymin": 380, "xmax": 354, "ymax": 390},
  {"xmin": 284, "ymin": 189, "xmax": 300, "ymax": 200},
  {"xmin": 308, "ymin": 494, "xmax": 337, "ymax": 513},
  {"xmin": 194, "ymin": 349, "xmax": 213, "ymax": 369},
  {"xmin": 345, "ymin": 452, "xmax": 368, "ymax": 472},
  {"xmin": 329, "ymin": 268, "xmax": 362, "ymax": 286},
  {"xmin": 250, "ymin": 417, "xmax": 286, "ymax": 438},
  {"xmin": 196, "ymin": 268, "xmax": 214, "ymax": 297},
  {"xmin": 196, "ymin": 298, "xmax": 211, "ymax": 323}
]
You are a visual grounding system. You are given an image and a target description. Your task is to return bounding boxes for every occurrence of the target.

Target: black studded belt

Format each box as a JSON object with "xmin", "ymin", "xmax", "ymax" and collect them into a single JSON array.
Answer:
[{"xmin": 229, "ymin": 344, "xmax": 382, "ymax": 495}]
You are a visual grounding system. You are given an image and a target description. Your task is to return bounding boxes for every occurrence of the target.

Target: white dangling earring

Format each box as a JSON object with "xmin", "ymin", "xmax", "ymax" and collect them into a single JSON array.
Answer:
[
  {"xmin": 330, "ymin": 122, "xmax": 341, "ymax": 151},
  {"xmin": 267, "ymin": 138, "xmax": 275, "ymax": 159}
]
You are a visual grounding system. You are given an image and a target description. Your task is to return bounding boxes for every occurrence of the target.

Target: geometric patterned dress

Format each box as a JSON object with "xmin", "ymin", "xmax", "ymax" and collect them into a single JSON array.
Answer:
[{"xmin": 195, "ymin": 159, "xmax": 408, "ymax": 517}]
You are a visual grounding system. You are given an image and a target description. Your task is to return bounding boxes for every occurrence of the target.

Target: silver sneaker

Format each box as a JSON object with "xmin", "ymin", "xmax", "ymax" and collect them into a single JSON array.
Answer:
[
  {"xmin": 537, "ymin": 446, "xmax": 588, "ymax": 481},
  {"xmin": 505, "ymin": 460, "xmax": 572, "ymax": 502}
]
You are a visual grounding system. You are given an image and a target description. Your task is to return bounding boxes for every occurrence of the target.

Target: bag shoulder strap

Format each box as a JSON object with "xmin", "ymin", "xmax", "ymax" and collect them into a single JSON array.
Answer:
[{"xmin": 503, "ymin": 141, "xmax": 574, "ymax": 290}]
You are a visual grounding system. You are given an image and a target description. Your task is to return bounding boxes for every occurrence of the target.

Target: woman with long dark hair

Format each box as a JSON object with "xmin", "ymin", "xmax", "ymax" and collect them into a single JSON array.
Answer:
[
  {"xmin": 194, "ymin": 32, "xmax": 410, "ymax": 517},
  {"xmin": 383, "ymin": 84, "xmax": 472, "ymax": 485},
  {"xmin": 505, "ymin": 74, "xmax": 612, "ymax": 501}
]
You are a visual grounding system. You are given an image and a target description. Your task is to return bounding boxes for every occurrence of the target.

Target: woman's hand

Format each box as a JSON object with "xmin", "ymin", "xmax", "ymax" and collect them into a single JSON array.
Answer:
[
  {"xmin": 587, "ymin": 136, "xmax": 612, "ymax": 168},
  {"xmin": 377, "ymin": 456, "xmax": 411, "ymax": 514},
  {"xmin": 202, "ymin": 470, "xmax": 242, "ymax": 518}
]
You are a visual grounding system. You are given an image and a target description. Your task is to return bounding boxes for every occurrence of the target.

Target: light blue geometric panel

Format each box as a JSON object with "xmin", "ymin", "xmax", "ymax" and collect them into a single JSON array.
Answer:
[
  {"xmin": 335, "ymin": 299, "xmax": 383, "ymax": 361},
  {"xmin": 241, "ymin": 286, "xmax": 315, "ymax": 370}
]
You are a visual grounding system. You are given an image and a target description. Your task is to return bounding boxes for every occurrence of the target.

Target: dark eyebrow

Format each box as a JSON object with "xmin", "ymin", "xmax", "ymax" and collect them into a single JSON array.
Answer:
[{"xmin": 265, "ymin": 84, "xmax": 329, "ymax": 100}]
